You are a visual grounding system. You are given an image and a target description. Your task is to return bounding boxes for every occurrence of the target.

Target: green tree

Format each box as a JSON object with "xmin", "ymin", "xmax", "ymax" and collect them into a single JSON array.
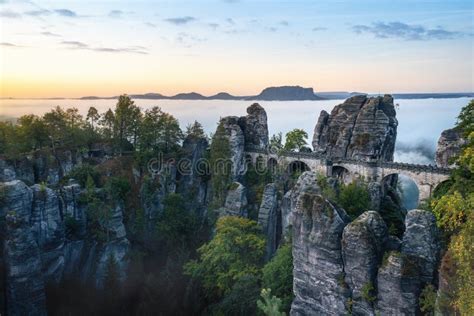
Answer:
[
  {"xmin": 337, "ymin": 180, "xmax": 370, "ymax": 219},
  {"xmin": 262, "ymin": 243, "xmax": 294, "ymax": 312},
  {"xmin": 284, "ymin": 129, "xmax": 308, "ymax": 152},
  {"xmin": 185, "ymin": 120, "xmax": 206, "ymax": 140},
  {"xmin": 184, "ymin": 216, "xmax": 265, "ymax": 298},
  {"xmin": 113, "ymin": 95, "xmax": 142, "ymax": 153},
  {"xmin": 209, "ymin": 123, "xmax": 232, "ymax": 207},
  {"xmin": 257, "ymin": 288, "xmax": 286, "ymax": 316},
  {"xmin": 100, "ymin": 108, "xmax": 115, "ymax": 140},
  {"xmin": 156, "ymin": 193, "xmax": 198, "ymax": 250},
  {"xmin": 86, "ymin": 106, "xmax": 100, "ymax": 131}
]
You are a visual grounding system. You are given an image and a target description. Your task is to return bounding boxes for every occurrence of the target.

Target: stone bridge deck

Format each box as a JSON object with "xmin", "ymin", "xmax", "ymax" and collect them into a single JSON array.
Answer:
[{"xmin": 245, "ymin": 147, "xmax": 452, "ymax": 202}]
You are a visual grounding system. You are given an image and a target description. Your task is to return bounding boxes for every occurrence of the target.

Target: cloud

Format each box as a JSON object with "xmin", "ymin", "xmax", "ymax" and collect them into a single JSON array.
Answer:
[
  {"xmin": 208, "ymin": 23, "xmax": 219, "ymax": 29},
  {"xmin": 175, "ymin": 32, "xmax": 206, "ymax": 48},
  {"xmin": 226, "ymin": 18, "xmax": 235, "ymax": 25},
  {"xmin": 312, "ymin": 26, "xmax": 327, "ymax": 32},
  {"xmin": 0, "ymin": 9, "xmax": 20, "ymax": 18},
  {"xmin": 25, "ymin": 9, "xmax": 50, "ymax": 16},
  {"xmin": 41, "ymin": 31, "xmax": 61, "ymax": 37},
  {"xmin": 395, "ymin": 140, "xmax": 435, "ymax": 164},
  {"xmin": 144, "ymin": 22, "xmax": 156, "ymax": 28},
  {"xmin": 109, "ymin": 10, "xmax": 122, "ymax": 18},
  {"xmin": 164, "ymin": 16, "xmax": 196, "ymax": 25},
  {"xmin": 61, "ymin": 40, "xmax": 89, "ymax": 48},
  {"xmin": 0, "ymin": 42, "xmax": 20, "ymax": 47},
  {"xmin": 60, "ymin": 40, "xmax": 148, "ymax": 54},
  {"xmin": 352, "ymin": 21, "xmax": 465, "ymax": 40},
  {"xmin": 279, "ymin": 20, "xmax": 289, "ymax": 27},
  {"xmin": 222, "ymin": 0, "xmax": 239, "ymax": 3},
  {"xmin": 55, "ymin": 9, "xmax": 77, "ymax": 17}
]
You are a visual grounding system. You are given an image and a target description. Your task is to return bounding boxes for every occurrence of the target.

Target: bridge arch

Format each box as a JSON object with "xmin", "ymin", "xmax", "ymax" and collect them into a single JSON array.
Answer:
[
  {"xmin": 433, "ymin": 179, "xmax": 452, "ymax": 198},
  {"xmin": 268, "ymin": 157, "xmax": 278, "ymax": 173},
  {"xmin": 381, "ymin": 173, "xmax": 420, "ymax": 209},
  {"xmin": 287, "ymin": 160, "xmax": 310, "ymax": 175},
  {"xmin": 331, "ymin": 165, "xmax": 353, "ymax": 184}
]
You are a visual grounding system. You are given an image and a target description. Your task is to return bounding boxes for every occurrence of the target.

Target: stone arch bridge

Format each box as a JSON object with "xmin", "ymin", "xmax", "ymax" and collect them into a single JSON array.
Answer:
[{"xmin": 245, "ymin": 148, "xmax": 451, "ymax": 203}]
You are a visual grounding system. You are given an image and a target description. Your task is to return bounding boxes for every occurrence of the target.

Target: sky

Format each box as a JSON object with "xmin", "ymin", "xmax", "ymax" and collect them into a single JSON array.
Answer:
[{"xmin": 0, "ymin": 0, "xmax": 473, "ymax": 98}]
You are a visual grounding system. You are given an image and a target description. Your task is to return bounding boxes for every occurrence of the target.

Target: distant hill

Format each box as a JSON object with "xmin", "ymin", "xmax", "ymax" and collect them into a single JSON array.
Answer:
[
  {"xmin": 208, "ymin": 92, "xmax": 243, "ymax": 100},
  {"xmin": 76, "ymin": 88, "xmax": 473, "ymax": 101},
  {"xmin": 250, "ymin": 86, "xmax": 324, "ymax": 101}
]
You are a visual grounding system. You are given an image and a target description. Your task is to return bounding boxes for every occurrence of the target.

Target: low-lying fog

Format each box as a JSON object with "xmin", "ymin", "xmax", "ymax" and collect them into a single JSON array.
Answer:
[{"xmin": 1, "ymin": 97, "xmax": 469, "ymax": 165}]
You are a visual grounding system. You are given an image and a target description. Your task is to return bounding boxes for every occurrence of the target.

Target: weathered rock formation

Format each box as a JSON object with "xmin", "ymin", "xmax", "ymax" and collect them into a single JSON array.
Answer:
[
  {"xmin": 258, "ymin": 183, "xmax": 278, "ymax": 260},
  {"xmin": 238, "ymin": 103, "xmax": 269, "ymax": 149},
  {"xmin": 1, "ymin": 181, "xmax": 47, "ymax": 316},
  {"xmin": 253, "ymin": 86, "xmax": 323, "ymax": 101},
  {"xmin": 219, "ymin": 182, "xmax": 248, "ymax": 217},
  {"xmin": 435, "ymin": 127, "xmax": 466, "ymax": 167},
  {"xmin": 0, "ymin": 178, "xmax": 131, "ymax": 313},
  {"xmin": 177, "ymin": 134, "xmax": 210, "ymax": 214},
  {"xmin": 342, "ymin": 211, "xmax": 387, "ymax": 315},
  {"xmin": 291, "ymin": 172, "xmax": 351, "ymax": 315},
  {"xmin": 215, "ymin": 103, "xmax": 269, "ymax": 180},
  {"xmin": 312, "ymin": 95, "xmax": 397, "ymax": 161}
]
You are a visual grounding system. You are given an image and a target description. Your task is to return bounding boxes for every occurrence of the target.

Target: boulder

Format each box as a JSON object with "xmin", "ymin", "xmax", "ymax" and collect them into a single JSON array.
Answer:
[
  {"xmin": 312, "ymin": 95, "xmax": 397, "ymax": 161},
  {"xmin": 435, "ymin": 127, "xmax": 466, "ymax": 168},
  {"xmin": 342, "ymin": 211, "xmax": 387, "ymax": 315},
  {"xmin": 290, "ymin": 181, "xmax": 350, "ymax": 315},
  {"xmin": 258, "ymin": 183, "xmax": 278, "ymax": 260}
]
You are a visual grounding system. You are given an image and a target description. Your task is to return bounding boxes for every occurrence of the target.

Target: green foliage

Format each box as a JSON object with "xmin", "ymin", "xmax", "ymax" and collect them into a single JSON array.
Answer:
[
  {"xmin": 156, "ymin": 193, "xmax": 198, "ymax": 250},
  {"xmin": 104, "ymin": 176, "xmax": 131, "ymax": 201},
  {"xmin": 337, "ymin": 180, "xmax": 370, "ymax": 219},
  {"xmin": 361, "ymin": 282, "xmax": 376, "ymax": 303},
  {"xmin": 184, "ymin": 216, "xmax": 265, "ymax": 298},
  {"xmin": 68, "ymin": 164, "xmax": 100, "ymax": 187},
  {"xmin": 65, "ymin": 214, "xmax": 81, "ymax": 239},
  {"xmin": 270, "ymin": 132, "xmax": 284, "ymax": 153},
  {"xmin": 215, "ymin": 274, "xmax": 261, "ymax": 316},
  {"xmin": 185, "ymin": 120, "xmax": 207, "ymax": 140},
  {"xmin": 316, "ymin": 174, "xmax": 337, "ymax": 201},
  {"xmin": 209, "ymin": 123, "xmax": 232, "ymax": 207},
  {"xmin": 283, "ymin": 129, "xmax": 308, "ymax": 152},
  {"xmin": 419, "ymin": 284, "xmax": 437, "ymax": 315},
  {"xmin": 257, "ymin": 288, "xmax": 286, "ymax": 316},
  {"xmin": 262, "ymin": 244, "xmax": 294, "ymax": 313},
  {"xmin": 113, "ymin": 95, "xmax": 142, "ymax": 153},
  {"xmin": 244, "ymin": 162, "xmax": 272, "ymax": 219},
  {"xmin": 456, "ymin": 99, "xmax": 473, "ymax": 136}
]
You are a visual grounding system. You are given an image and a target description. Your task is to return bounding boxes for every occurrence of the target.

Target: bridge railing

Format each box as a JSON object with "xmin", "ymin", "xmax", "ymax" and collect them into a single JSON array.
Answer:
[{"xmin": 244, "ymin": 146, "xmax": 452, "ymax": 175}]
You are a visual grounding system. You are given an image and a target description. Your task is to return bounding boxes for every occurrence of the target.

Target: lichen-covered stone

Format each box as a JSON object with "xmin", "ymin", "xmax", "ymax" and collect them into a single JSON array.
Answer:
[
  {"xmin": 312, "ymin": 95, "xmax": 397, "ymax": 161},
  {"xmin": 219, "ymin": 116, "xmax": 246, "ymax": 180}
]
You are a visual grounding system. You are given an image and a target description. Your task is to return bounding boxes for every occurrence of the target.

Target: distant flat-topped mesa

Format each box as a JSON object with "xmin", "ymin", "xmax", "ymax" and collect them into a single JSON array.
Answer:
[
  {"xmin": 253, "ymin": 85, "xmax": 323, "ymax": 101},
  {"xmin": 312, "ymin": 94, "xmax": 398, "ymax": 162}
]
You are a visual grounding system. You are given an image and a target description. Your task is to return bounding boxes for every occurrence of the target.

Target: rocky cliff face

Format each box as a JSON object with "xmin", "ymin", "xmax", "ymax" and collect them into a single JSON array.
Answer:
[
  {"xmin": 0, "ymin": 178, "xmax": 131, "ymax": 313},
  {"xmin": 312, "ymin": 95, "xmax": 397, "ymax": 161},
  {"xmin": 289, "ymin": 171, "xmax": 441, "ymax": 315},
  {"xmin": 1, "ymin": 181, "xmax": 47, "ymax": 316},
  {"xmin": 258, "ymin": 183, "xmax": 278, "ymax": 260},
  {"xmin": 291, "ymin": 172, "xmax": 351, "ymax": 315},
  {"xmin": 435, "ymin": 127, "xmax": 466, "ymax": 167}
]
